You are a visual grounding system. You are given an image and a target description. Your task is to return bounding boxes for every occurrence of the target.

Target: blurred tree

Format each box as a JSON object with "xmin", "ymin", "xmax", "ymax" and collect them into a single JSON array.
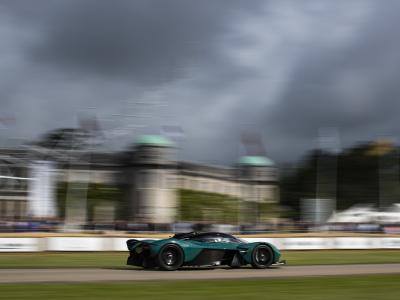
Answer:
[
  {"xmin": 280, "ymin": 141, "xmax": 400, "ymax": 219},
  {"xmin": 178, "ymin": 189, "xmax": 239, "ymax": 224},
  {"xmin": 34, "ymin": 128, "xmax": 92, "ymax": 150},
  {"xmin": 57, "ymin": 182, "xmax": 124, "ymax": 222},
  {"xmin": 257, "ymin": 202, "xmax": 282, "ymax": 222}
]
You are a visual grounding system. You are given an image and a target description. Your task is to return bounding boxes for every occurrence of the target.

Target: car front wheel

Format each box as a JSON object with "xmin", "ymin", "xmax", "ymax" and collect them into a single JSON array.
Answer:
[{"xmin": 251, "ymin": 245, "xmax": 273, "ymax": 269}]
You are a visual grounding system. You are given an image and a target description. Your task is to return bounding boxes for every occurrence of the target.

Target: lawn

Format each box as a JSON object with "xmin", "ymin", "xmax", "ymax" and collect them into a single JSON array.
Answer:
[
  {"xmin": 283, "ymin": 249, "xmax": 400, "ymax": 265},
  {"xmin": 0, "ymin": 250, "xmax": 399, "ymax": 268},
  {"xmin": 0, "ymin": 275, "xmax": 400, "ymax": 300},
  {"xmin": 0, "ymin": 252, "xmax": 123, "ymax": 269}
]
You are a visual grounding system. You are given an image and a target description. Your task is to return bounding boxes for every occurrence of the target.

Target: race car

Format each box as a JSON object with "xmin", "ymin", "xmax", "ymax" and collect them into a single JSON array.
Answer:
[{"xmin": 126, "ymin": 232, "xmax": 285, "ymax": 270}]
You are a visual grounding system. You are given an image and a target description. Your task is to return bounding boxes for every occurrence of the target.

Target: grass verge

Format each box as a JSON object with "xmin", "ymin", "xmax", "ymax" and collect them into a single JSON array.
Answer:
[
  {"xmin": 0, "ymin": 250, "xmax": 399, "ymax": 269},
  {"xmin": 1, "ymin": 275, "xmax": 400, "ymax": 300}
]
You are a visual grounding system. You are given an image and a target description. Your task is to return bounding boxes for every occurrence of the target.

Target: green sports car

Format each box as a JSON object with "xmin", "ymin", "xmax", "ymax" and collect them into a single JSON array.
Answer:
[{"xmin": 127, "ymin": 232, "xmax": 285, "ymax": 270}]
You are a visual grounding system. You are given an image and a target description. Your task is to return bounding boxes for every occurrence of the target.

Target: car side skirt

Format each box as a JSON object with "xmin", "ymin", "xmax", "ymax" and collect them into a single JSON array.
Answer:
[{"xmin": 185, "ymin": 249, "xmax": 237, "ymax": 266}]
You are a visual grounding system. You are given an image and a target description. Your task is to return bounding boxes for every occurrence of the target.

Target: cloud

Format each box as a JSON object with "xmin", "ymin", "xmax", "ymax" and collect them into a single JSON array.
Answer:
[
  {"xmin": 1, "ymin": 0, "xmax": 400, "ymax": 165},
  {"xmin": 25, "ymin": 0, "xmax": 263, "ymax": 85}
]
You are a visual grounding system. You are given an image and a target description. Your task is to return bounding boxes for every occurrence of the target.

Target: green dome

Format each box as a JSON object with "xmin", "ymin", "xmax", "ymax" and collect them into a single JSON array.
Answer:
[
  {"xmin": 135, "ymin": 135, "xmax": 173, "ymax": 147},
  {"xmin": 238, "ymin": 156, "xmax": 274, "ymax": 166}
]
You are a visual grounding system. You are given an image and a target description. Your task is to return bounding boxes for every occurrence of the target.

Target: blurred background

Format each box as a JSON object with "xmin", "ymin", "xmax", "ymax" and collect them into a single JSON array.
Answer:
[
  {"xmin": 2, "ymin": 1, "xmax": 400, "ymax": 299},
  {"xmin": 2, "ymin": 117, "xmax": 400, "ymax": 235},
  {"xmin": 1, "ymin": 0, "xmax": 400, "ymax": 236}
]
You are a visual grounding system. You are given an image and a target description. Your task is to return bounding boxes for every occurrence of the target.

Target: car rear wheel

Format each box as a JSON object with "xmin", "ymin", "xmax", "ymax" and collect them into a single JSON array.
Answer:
[
  {"xmin": 251, "ymin": 245, "xmax": 273, "ymax": 269},
  {"xmin": 158, "ymin": 244, "xmax": 184, "ymax": 271}
]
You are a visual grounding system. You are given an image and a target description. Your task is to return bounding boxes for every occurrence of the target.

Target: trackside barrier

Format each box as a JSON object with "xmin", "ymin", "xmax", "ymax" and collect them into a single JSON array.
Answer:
[
  {"xmin": 0, "ymin": 238, "xmax": 38, "ymax": 252},
  {"xmin": 1, "ymin": 237, "xmax": 400, "ymax": 252},
  {"xmin": 47, "ymin": 237, "xmax": 104, "ymax": 251}
]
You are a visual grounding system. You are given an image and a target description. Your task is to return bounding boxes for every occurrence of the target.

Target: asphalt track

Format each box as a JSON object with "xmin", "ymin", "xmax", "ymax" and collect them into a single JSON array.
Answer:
[{"xmin": 1, "ymin": 264, "xmax": 400, "ymax": 283}]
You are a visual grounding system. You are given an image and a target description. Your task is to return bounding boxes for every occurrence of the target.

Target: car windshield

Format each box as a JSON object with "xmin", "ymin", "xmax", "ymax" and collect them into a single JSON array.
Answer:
[
  {"xmin": 173, "ymin": 232, "xmax": 245, "ymax": 243},
  {"xmin": 233, "ymin": 237, "xmax": 246, "ymax": 243}
]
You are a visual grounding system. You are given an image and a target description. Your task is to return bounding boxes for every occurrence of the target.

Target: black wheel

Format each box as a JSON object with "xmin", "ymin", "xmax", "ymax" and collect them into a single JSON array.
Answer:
[
  {"xmin": 157, "ymin": 244, "xmax": 184, "ymax": 271},
  {"xmin": 251, "ymin": 245, "xmax": 273, "ymax": 269}
]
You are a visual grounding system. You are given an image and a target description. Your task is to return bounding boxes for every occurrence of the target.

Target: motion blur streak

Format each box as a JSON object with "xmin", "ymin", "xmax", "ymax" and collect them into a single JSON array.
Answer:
[{"xmin": 1, "ymin": 1, "xmax": 400, "ymax": 299}]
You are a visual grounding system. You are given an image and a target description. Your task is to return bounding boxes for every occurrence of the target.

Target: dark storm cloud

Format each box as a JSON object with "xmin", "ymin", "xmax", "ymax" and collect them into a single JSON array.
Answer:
[
  {"xmin": 25, "ymin": 0, "xmax": 264, "ymax": 84},
  {"xmin": 2, "ymin": 0, "xmax": 400, "ymax": 165},
  {"xmin": 0, "ymin": 0, "xmax": 263, "ymax": 145},
  {"xmin": 255, "ymin": 0, "xmax": 400, "ymax": 161}
]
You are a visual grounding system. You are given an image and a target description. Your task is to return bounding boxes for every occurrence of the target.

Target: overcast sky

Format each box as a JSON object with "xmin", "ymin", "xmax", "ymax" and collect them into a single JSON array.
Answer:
[{"xmin": 1, "ymin": 0, "xmax": 400, "ymax": 165}]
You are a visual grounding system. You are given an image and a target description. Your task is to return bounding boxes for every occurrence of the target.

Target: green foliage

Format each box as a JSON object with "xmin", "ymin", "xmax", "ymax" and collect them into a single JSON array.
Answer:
[
  {"xmin": 280, "ymin": 143, "xmax": 400, "ymax": 218},
  {"xmin": 257, "ymin": 202, "xmax": 281, "ymax": 220},
  {"xmin": 36, "ymin": 128, "xmax": 91, "ymax": 150},
  {"xmin": 178, "ymin": 189, "xmax": 239, "ymax": 224},
  {"xmin": 57, "ymin": 182, "xmax": 123, "ymax": 221}
]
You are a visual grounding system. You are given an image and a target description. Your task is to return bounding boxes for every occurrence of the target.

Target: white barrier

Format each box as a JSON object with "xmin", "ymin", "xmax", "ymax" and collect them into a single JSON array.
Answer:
[
  {"xmin": 284, "ymin": 238, "xmax": 331, "ymax": 250},
  {"xmin": 47, "ymin": 237, "xmax": 104, "ymax": 251},
  {"xmin": 333, "ymin": 237, "xmax": 380, "ymax": 249},
  {"xmin": 381, "ymin": 238, "xmax": 400, "ymax": 249},
  {"xmin": 1, "ymin": 237, "xmax": 400, "ymax": 252},
  {"xmin": 0, "ymin": 238, "xmax": 38, "ymax": 252},
  {"xmin": 112, "ymin": 237, "xmax": 154, "ymax": 251}
]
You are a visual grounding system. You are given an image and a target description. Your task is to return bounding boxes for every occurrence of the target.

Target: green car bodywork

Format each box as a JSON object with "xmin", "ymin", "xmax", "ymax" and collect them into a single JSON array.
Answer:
[
  {"xmin": 139, "ymin": 238, "xmax": 281, "ymax": 264},
  {"xmin": 127, "ymin": 232, "xmax": 283, "ymax": 270}
]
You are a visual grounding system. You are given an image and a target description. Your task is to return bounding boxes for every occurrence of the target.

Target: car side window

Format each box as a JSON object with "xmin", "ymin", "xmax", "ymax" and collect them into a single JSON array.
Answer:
[
  {"xmin": 192, "ymin": 237, "xmax": 234, "ymax": 243},
  {"xmin": 192, "ymin": 236, "xmax": 219, "ymax": 243},
  {"xmin": 228, "ymin": 237, "xmax": 242, "ymax": 243},
  {"xmin": 190, "ymin": 233, "xmax": 241, "ymax": 243},
  {"xmin": 218, "ymin": 237, "xmax": 231, "ymax": 243}
]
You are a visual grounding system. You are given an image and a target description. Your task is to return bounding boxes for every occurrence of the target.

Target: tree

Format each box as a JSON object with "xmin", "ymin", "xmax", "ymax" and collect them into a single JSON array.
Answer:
[
  {"xmin": 35, "ymin": 128, "xmax": 92, "ymax": 150},
  {"xmin": 280, "ymin": 141, "xmax": 400, "ymax": 219}
]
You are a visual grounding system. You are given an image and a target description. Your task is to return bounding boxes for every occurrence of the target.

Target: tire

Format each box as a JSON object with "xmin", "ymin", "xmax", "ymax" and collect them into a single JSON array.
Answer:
[
  {"xmin": 157, "ymin": 244, "xmax": 184, "ymax": 271},
  {"xmin": 251, "ymin": 245, "xmax": 273, "ymax": 269}
]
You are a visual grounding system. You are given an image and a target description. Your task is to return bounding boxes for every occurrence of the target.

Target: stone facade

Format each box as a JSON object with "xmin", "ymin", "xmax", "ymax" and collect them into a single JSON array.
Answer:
[{"xmin": 0, "ymin": 135, "xmax": 278, "ymax": 224}]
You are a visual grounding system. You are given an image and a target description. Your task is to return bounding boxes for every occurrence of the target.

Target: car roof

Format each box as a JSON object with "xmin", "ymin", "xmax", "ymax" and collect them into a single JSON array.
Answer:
[{"xmin": 173, "ymin": 232, "xmax": 234, "ymax": 240}]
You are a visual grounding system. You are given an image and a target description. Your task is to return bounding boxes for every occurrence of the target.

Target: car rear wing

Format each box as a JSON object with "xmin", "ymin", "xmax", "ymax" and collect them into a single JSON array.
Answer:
[{"xmin": 126, "ymin": 239, "xmax": 140, "ymax": 251}]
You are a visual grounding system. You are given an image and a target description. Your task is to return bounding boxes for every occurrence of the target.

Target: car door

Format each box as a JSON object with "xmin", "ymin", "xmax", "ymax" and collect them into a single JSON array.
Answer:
[{"xmin": 187, "ymin": 235, "xmax": 237, "ymax": 265}]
